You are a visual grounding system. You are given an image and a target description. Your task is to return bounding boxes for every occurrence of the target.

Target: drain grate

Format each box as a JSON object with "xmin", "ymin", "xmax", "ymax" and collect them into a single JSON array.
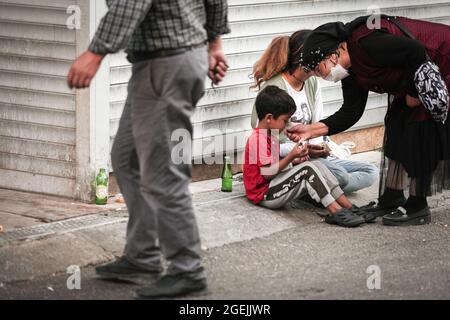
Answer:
[
  {"xmin": 0, "ymin": 211, "xmax": 128, "ymax": 244},
  {"xmin": 0, "ymin": 187, "xmax": 248, "ymax": 245}
]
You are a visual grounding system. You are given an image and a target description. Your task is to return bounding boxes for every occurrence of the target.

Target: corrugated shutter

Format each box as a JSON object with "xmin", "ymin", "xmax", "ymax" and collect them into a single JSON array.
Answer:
[
  {"xmin": 107, "ymin": 0, "xmax": 450, "ymax": 162},
  {"xmin": 0, "ymin": 0, "xmax": 77, "ymax": 196}
]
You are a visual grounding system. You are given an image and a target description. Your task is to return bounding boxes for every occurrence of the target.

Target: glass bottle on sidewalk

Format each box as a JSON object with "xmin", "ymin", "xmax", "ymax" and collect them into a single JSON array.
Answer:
[
  {"xmin": 221, "ymin": 156, "xmax": 233, "ymax": 192},
  {"xmin": 95, "ymin": 168, "xmax": 109, "ymax": 205}
]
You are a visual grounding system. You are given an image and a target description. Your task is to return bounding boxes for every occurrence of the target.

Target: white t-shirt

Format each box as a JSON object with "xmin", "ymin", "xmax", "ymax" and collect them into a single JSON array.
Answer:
[{"xmin": 280, "ymin": 75, "xmax": 324, "ymax": 157}]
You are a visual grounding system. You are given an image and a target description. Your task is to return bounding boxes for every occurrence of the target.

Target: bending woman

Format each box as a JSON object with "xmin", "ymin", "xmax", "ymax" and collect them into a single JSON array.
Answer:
[
  {"xmin": 250, "ymin": 30, "xmax": 379, "ymax": 194},
  {"xmin": 288, "ymin": 15, "xmax": 450, "ymax": 226}
]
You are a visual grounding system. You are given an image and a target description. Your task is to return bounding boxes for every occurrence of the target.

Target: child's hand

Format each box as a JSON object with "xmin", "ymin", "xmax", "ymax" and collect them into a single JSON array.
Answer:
[{"xmin": 289, "ymin": 142, "xmax": 309, "ymax": 160}]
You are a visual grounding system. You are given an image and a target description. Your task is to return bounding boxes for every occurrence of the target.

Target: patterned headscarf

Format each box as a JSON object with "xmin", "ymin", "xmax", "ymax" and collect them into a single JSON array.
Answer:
[{"xmin": 300, "ymin": 22, "xmax": 349, "ymax": 72}]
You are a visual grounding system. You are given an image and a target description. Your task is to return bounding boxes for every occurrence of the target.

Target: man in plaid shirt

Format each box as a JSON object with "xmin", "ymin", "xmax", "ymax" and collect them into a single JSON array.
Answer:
[{"xmin": 68, "ymin": 0, "xmax": 230, "ymax": 299}]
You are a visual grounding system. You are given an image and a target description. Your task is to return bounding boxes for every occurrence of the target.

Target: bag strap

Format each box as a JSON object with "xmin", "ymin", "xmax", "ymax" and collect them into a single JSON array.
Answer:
[{"xmin": 386, "ymin": 16, "xmax": 431, "ymax": 60}]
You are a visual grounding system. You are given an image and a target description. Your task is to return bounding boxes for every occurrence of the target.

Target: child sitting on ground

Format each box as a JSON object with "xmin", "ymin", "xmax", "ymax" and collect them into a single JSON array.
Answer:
[{"xmin": 243, "ymin": 86, "xmax": 365, "ymax": 227}]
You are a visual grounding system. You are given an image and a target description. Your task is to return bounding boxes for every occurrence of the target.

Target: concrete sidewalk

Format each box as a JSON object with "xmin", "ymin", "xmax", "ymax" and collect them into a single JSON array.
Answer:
[{"xmin": 1, "ymin": 151, "xmax": 449, "ymax": 285}]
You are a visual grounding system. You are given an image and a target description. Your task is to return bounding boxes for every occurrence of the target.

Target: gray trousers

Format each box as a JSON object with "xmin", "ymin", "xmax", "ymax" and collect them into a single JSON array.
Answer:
[
  {"xmin": 111, "ymin": 47, "xmax": 208, "ymax": 278},
  {"xmin": 260, "ymin": 159, "xmax": 344, "ymax": 209}
]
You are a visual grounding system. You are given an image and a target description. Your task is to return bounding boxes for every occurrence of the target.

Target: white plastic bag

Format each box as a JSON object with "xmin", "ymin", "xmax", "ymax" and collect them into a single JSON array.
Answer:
[{"xmin": 323, "ymin": 137, "xmax": 355, "ymax": 160}]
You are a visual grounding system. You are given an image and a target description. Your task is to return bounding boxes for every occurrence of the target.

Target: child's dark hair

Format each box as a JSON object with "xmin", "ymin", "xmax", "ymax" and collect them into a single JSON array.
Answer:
[{"xmin": 255, "ymin": 86, "xmax": 296, "ymax": 120}]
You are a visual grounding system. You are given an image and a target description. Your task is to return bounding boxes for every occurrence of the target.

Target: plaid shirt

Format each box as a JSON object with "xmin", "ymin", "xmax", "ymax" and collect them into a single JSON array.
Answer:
[{"xmin": 89, "ymin": 0, "xmax": 230, "ymax": 55}]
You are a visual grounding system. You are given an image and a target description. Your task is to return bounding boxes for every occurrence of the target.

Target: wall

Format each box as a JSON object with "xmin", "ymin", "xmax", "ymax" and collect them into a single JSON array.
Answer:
[{"xmin": 0, "ymin": 0, "xmax": 104, "ymax": 201}]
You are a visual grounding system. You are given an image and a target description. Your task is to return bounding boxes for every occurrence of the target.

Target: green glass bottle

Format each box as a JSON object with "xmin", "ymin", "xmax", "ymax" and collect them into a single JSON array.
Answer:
[
  {"xmin": 221, "ymin": 156, "xmax": 233, "ymax": 192},
  {"xmin": 95, "ymin": 168, "xmax": 109, "ymax": 205}
]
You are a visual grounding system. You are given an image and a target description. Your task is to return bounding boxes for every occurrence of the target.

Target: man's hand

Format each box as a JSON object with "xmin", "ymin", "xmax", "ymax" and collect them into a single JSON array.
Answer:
[
  {"xmin": 286, "ymin": 124, "xmax": 312, "ymax": 142},
  {"xmin": 308, "ymin": 144, "xmax": 330, "ymax": 158},
  {"xmin": 208, "ymin": 37, "xmax": 228, "ymax": 86},
  {"xmin": 406, "ymin": 94, "xmax": 421, "ymax": 108},
  {"xmin": 67, "ymin": 51, "xmax": 105, "ymax": 89}
]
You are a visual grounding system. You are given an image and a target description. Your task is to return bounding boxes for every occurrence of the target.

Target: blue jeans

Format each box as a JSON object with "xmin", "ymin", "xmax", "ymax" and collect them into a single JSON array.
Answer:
[{"xmin": 317, "ymin": 158, "xmax": 379, "ymax": 194}]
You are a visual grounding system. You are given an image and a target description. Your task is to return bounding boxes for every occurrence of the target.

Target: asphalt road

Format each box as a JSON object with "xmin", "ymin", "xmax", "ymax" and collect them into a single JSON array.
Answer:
[{"xmin": 1, "ymin": 206, "xmax": 449, "ymax": 300}]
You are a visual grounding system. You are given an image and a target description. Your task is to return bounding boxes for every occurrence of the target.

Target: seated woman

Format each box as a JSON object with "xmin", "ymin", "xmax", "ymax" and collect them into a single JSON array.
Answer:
[
  {"xmin": 250, "ymin": 30, "xmax": 379, "ymax": 194},
  {"xmin": 244, "ymin": 86, "xmax": 365, "ymax": 227}
]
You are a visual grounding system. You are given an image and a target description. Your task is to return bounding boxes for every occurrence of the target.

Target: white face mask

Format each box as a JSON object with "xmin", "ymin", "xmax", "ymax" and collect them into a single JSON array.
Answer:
[{"xmin": 324, "ymin": 64, "xmax": 350, "ymax": 82}]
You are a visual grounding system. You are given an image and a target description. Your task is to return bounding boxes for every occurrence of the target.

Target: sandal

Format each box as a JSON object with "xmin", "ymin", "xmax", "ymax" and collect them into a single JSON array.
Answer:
[{"xmin": 325, "ymin": 209, "xmax": 366, "ymax": 228}]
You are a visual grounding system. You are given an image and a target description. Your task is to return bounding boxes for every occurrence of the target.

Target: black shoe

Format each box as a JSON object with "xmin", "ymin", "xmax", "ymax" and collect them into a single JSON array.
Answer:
[
  {"xmin": 382, "ymin": 206, "xmax": 431, "ymax": 226},
  {"xmin": 135, "ymin": 273, "xmax": 207, "ymax": 299},
  {"xmin": 95, "ymin": 256, "xmax": 162, "ymax": 285},
  {"xmin": 352, "ymin": 202, "xmax": 378, "ymax": 223},
  {"xmin": 324, "ymin": 209, "xmax": 366, "ymax": 228},
  {"xmin": 354, "ymin": 196, "xmax": 407, "ymax": 223}
]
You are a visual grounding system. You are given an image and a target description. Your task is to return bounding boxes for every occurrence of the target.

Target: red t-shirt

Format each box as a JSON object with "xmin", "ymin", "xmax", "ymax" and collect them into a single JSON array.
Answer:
[{"xmin": 243, "ymin": 129, "xmax": 280, "ymax": 204}]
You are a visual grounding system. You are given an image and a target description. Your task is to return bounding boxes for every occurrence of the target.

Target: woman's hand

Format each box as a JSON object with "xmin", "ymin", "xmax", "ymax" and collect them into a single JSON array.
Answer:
[
  {"xmin": 286, "ymin": 124, "xmax": 312, "ymax": 142},
  {"xmin": 406, "ymin": 95, "xmax": 422, "ymax": 108},
  {"xmin": 292, "ymin": 156, "xmax": 310, "ymax": 165},
  {"xmin": 308, "ymin": 144, "xmax": 330, "ymax": 158}
]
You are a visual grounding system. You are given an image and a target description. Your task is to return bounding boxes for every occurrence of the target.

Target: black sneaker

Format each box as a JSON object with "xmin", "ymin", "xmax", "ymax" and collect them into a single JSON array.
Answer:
[
  {"xmin": 95, "ymin": 256, "xmax": 162, "ymax": 285},
  {"xmin": 382, "ymin": 206, "xmax": 431, "ymax": 226},
  {"xmin": 354, "ymin": 196, "xmax": 407, "ymax": 223},
  {"xmin": 324, "ymin": 209, "xmax": 366, "ymax": 228},
  {"xmin": 135, "ymin": 273, "xmax": 207, "ymax": 299}
]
